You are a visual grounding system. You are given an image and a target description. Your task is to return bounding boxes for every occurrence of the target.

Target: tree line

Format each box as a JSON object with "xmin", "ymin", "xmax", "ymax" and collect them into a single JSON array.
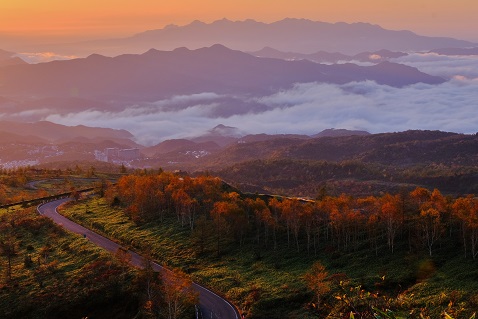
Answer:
[{"xmin": 108, "ymin": 171, "xmax": 478, "ymax": 259}]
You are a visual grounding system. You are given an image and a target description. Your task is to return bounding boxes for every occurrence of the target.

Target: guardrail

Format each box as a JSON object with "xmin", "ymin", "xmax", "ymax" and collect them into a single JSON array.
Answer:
[{"xmin": 0, "ymin": 187, "xmax": 96, "ymax": 210}]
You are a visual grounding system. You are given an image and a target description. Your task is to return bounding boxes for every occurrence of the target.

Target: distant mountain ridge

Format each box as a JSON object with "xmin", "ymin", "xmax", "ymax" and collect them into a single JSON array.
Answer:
[
  {"xmin": 211, "ymin": 130, "xmax": 478, "ymax": 196},
  {"xmin": 0, "ymin": 131, "xmax": 48, "ymax": 145},
  {"xmin": 0, "ymin": 121, "xmax": 143, "ymax": 165},
  {"xmin": 141, "ymin": 126, "xmax": 376, "ymax": 164},
  {"xmin": 0, "ymin": 45, "xmax": 444, "ymax": 105},
  {"xmin": 0, "ymin": 49, "xmax": 26, "ymax": 67},
  {"xmin": 250, "ymin": 47, "xmax": 408, "ymax": 64},
  {"xmin": 133, "ymin": 129, "xmax": 478, "ymax": 198},
  {"xmin": 44, "ymin": 18, "xmax": 476, "ymax": 57},
  {"xmin": 202, "ymin": 130, "xmax": 478, "ymax": 168},
  {"xmin": 0, "ymin": 121, "xmax": 134, "ymax": 144}
]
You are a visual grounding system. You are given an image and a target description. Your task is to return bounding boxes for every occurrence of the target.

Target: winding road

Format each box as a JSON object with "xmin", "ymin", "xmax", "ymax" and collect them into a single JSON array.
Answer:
[{"xmin": 38, "ymin": 199, "xmax": 240, "ymax": 319}]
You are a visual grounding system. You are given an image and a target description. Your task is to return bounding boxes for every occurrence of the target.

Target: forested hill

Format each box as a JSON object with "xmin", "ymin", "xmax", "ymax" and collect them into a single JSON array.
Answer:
[
  {"xmin": 198, "ymin": 130, "xmax": 478, "ymax": 197},
  {"xmin": 201, "ymin": 130, "xmax": 477, "ymax": 168}
]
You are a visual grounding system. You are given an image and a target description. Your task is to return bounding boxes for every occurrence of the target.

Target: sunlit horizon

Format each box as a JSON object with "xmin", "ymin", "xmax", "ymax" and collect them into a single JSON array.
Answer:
[{"xmin": 1, "ymin": 0, "xmax": 478, "ymax": 47}]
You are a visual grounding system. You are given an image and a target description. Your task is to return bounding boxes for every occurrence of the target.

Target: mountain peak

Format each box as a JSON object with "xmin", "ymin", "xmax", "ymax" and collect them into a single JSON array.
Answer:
[
  {"xmin": 188, "ymin": 20, "xmax": 206, "ymax": 27},
  {"xmin": 257, "ymin": 46, "xmax": 282, "ymax": 53},
  {"xmin": 164, "ymin": 23, "xmax": 179, "ymax": 30},
  {"xmin": 210, "ymin": 124, "xmax": 240, "ymax": 135},
  {"xmin": 86, "ymin": 53, "xmax": 108, "ymax": 60},
  {"xmin": 172, "ymin": 46, "xmax": 190, "ymax": 53},
  {"xmin": 213, "ymin": 124, "xmax": 229, "ymax": 129},
  {"xmin": 212, "ymin": 18, "xmax": 233, "ymax": 24},
  {"xmin": 208, "ymin": 43, "xmax": 231, "ymax": 51},
  {"xmin": 279, "ymin": 17, "xmax": 313, "ymax": 23},
  {"xmin": 186, "ymin": 125, "xmax": 243, "ymax": 147}
]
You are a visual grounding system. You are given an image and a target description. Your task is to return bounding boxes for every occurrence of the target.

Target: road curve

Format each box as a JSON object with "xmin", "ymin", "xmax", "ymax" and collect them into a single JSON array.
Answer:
[{"xmin": 38, "ymin": 199, "xmax": 240, "ymax": 319}]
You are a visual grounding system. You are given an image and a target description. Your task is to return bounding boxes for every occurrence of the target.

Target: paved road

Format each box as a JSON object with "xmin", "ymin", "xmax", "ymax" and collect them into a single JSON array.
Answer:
[{"xmin": 38, "ymin": 199, "xmax": 240, "ymax": 319}]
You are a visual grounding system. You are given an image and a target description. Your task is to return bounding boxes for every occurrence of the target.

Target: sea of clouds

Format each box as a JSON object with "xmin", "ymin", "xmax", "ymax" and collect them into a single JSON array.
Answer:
[{"xmin": 11, "ymin": 53, "xmax": 478, "ymax": 145}]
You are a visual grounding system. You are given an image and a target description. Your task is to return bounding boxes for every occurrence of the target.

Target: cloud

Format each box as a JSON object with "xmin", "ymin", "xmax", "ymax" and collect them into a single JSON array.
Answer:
[
  {"xmin": 0, "ymin": 108, "xmax": 54, "ymax": 122},
  {"xmin": 42, "ymin": 76, "xmax": 478, "ymax": 146},
  {"xmin": 33, "ymin": 55, "xmax": 478, "ymax": 145},
  {"xmin": 45, "ymin": 102, "xmax": 224, "ymax": 146},
  {"xmin": 392, "ymin": 53, "xmax": 478, "ymax": 79},
  {"xmin": 15, "ymin": 52, "xmax": 78, "ymax": 64},
  {"xmin": 150, "ymin": 92, "xmax": 221, "ymax": 109},
  {"xmin": 234, "ymin": 78, "xmax": 478, "ymax": 136}
]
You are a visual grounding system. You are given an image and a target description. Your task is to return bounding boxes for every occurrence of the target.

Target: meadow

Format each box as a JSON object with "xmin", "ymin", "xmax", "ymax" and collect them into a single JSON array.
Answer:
[
  {"xmin": 61, "ymin": 192, "xmax": 478, "ymax": 318},
  {"xmin": 0, "ymin": 205, "xmax": 139, "ymax": 319}
]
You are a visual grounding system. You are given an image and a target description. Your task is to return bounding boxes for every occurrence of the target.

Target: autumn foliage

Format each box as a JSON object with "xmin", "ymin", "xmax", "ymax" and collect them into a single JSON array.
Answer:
[{"xmin": 111, "ymin": 171, "xmax": 478, "ymax": 260}]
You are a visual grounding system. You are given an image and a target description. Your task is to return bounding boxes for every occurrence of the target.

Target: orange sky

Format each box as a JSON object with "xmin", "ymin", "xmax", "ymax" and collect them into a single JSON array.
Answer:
[{"xmin": 1, "ymin": 0, "xmax": 477, "ymax": 42}]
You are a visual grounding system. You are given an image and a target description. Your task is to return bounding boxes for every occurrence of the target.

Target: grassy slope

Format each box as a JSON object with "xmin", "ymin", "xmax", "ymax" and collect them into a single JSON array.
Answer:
[
  {"xmin": 0, "ymin": 205, "xmax": 139, "ymax": 319},
  {"xmin": 0, "ymin": 173, "xmax": 113, "ymax": 204},
  {"xmin": 62, "ymin": 197, "xmax": 478, "ymax": 318}
]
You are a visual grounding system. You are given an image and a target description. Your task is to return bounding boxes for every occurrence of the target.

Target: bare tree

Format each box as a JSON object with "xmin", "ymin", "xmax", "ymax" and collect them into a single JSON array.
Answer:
[
  {"xmin": 160, "ymin": 269, "xmax": 199, "ymax": 319},
  {"xmin": 0, "ymin": 235, "xmax": 17, "ymax": 282}
]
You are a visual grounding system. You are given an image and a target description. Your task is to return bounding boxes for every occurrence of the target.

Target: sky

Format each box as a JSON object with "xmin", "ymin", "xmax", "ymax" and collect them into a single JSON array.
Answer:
[{"xmin": 1, "ymin": 0, "xmax": 477, "ymax": 43}]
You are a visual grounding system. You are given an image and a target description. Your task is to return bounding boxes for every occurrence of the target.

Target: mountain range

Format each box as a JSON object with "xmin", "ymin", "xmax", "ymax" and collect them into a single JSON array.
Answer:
[
  {"xmin": 0, "ymin": 44, "xmax": 444, "ymax": 97},
  {"xmin": 34, "ymin": 18, "xmax": 476, "ymax": 57},
  {"xmin": 0, "ymin": 121, "xmax": 135, "ymax": 145},
  {"xmin": 0, "ymin": 44, "xmax": 444, "ymax": 122}
]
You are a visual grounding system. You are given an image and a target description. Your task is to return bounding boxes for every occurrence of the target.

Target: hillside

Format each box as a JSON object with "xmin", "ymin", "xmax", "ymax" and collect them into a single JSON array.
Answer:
[
  {"xmin": 197, "ymin": 130, "xmax": 478, "ymax": 197},
  {"xmin": 59, "ymin": 172, "xmax": 478, "ymax": 318},
  {"xmin": 0, "ymin": 205, "xmax": 140, "ymax": 318},
  {"xmin": 143, "ymin": 139, "xmax": 198, "ymax": 157},
  {"xmin": 1, "ymin": 128, "xmax": 477, "ymax": 196},
  {"xmin": 0, "ymin": 122, "xmax": 142, "ymax": 167},
  {"xmin": 198, "ymin": 130, "xmax": 476, "ymax": 168},
  {"xmin": 125, "ymin": 130, "xmax": 478, "ymax": 197}
]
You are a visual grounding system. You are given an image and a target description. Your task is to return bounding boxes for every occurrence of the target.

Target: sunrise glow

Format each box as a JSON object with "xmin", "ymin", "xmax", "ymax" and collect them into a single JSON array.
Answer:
[
  {"xmin": 1, "ymin": 1, "xmax": 478, "ymax": 318},
  {"xmin": 1, "ymin": 0, "xmax": 477, "ymax": 42}
]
